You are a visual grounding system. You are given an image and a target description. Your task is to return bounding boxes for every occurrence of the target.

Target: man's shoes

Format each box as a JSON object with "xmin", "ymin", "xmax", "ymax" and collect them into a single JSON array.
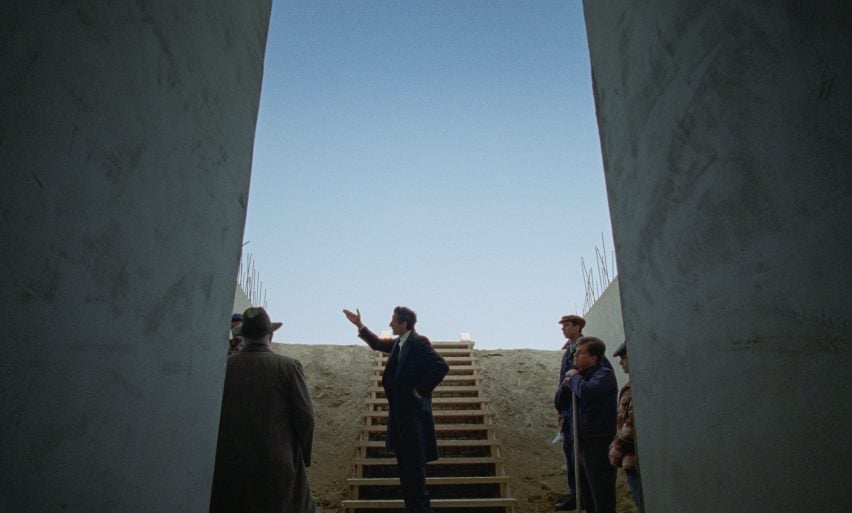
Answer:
[{"xmin": 554, "ymin": 495, "xmax": 577, "ymax": 510}]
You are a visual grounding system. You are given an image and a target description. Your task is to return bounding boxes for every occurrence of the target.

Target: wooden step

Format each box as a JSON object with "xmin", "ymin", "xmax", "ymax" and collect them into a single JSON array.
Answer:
[
  {"xmin": 428, "ymin": 348, "xmax": 473, "ymax": 355},
  {"xmin": 353, "ymin": 456, "xmax": 503, "ymax": 466},
  {"xmin": 379, "ymin": 356, "xmax": 474, "ymax": 363},
  {"xmin": 365, "ymin": 397, "xmax": 487, "ymax": 406},
  {"xmin": 369, "ymin": 385, "xmax": 482, "ymax": 393},
  {"xmin": 364, "ymin": 424, "xmax": 496, "ymax": 433},
  {"xmin": 342, "ymin": 498, "xmax": 517, "ymax": 509},
  {"xmin": 364, "ymin": 409, "xmax": 494, "ymax": 419},
  {"xmin": 436, "ymin": 374, "xmax": 480, "ymax": 383},
  {"xmin": 357, "ymin": 439, "xmax": 500, "ymax": 448},
  {"xmin": 430, "ymin": 342, "xmax": 474, "ymax": 349},
  {"xmin": 347, "ymin": 476, "xmax": 511, "ymax": 486}
]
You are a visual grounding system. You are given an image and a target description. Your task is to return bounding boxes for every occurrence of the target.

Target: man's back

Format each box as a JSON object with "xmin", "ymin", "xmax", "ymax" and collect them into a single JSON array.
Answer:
[
  {"xmin": 211, "ymin": 345, "xmax": 317, "ymax": 513},
  {"xmin": 218, "ymin": 348, "xmax": 314, "ymax": 464}
]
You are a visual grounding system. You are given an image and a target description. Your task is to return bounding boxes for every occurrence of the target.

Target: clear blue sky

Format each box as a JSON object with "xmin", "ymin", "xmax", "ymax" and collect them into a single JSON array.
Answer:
[{"xmin": 243, "ymin": 1, "xmax": 615, "ymax": 350}]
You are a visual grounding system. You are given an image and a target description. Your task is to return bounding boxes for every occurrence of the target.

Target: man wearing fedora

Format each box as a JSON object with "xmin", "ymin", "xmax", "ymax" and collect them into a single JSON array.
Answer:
[
  {"xmin": 343, "ymin": 306, "xmax": 449, "ymax": 513},
  {"xmin": 210, "ymin": 307, "xmax": 318, "ymax": 513}
]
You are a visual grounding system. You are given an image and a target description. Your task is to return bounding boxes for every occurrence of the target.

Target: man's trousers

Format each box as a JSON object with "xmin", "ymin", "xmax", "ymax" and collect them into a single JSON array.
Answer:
[
  {"xmin": 561, "ymin": 428, "xmax": 577, "ymax": 496},
  {"xmin": 577, "ymin": 437, "xmax": 617, "ymax": 513},
  {"xmin": 396, "ymin": 451, "xmax": 432, "ymax": 513}
]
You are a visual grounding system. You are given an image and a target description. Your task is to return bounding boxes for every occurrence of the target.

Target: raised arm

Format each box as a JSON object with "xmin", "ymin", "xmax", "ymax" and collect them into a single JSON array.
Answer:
[
  {"xmin": 343, "ymin": 308, "xmax": 363, "ymax": 329},
  {"xmin": 343, "ymin": 308, "xmax": 393, "ymax": 353}
]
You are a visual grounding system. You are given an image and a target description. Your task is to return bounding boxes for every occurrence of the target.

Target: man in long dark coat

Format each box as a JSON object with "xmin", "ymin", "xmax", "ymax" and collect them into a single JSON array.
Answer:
[
  {"xmin": 343, "ymin": 306, "xmax": 449, "ymax": 513},
  {"xmin": 210, "ymin": 307, "xmax": 318, "ymax": 513}
]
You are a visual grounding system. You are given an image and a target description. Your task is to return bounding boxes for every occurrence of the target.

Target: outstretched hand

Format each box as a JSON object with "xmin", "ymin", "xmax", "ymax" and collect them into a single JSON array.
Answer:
[{"xmin": 343, "ymin": 308, "xmax": 363, "ymax": 329}]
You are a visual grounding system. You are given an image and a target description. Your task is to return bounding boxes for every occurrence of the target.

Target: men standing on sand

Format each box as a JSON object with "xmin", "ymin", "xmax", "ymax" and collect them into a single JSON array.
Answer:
[
  {"xmin": 554, "ymin": 314, "xmax": 586, "ymax": 511},
  {"xmin": 344, "ymin": 306, "xmax": 449, "ymax": 513},
  {"xmin": 556, "ymin": 337, "xmax": 618, "ymax": 513},
  {"xmin": 610, "ymin": 341, "xmax": 643, "ymax": 512},
  {"xmin": 210, "ymin": 307, "xmax": 318, "ymax": 513}
]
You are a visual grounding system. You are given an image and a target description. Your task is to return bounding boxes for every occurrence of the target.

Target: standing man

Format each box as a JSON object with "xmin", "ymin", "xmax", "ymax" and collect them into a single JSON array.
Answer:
[
  {"xmin": 210, "ymin": 307, "xmax": 318, "ymax": 513},
  {"xmin": 556, "ymin": 337, "xmax": 618, "ymax": 513},
  {"xmin": 343, "ymin": 306, "xmax": 449, "ymax": 513},
  {"xmin": 609, "ymin": 341, "xmax": 643, "ymax": 512},
  {"xmin": 554, "ymin": 314, "xmax": 586, "ymax": 510}
]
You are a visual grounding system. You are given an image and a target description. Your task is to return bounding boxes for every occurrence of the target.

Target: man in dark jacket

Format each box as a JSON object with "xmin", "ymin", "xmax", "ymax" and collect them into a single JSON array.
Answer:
[
  {"xmin": 555, "ymin": 314, "xmax": 585, "ymax": 510},
  {"xmin": 344, "ymin": 306, "xmax": 449, "ymax": 513},
  {"xmin": 556, "ymin": 336, "xmax": 618, "ymax": 513},
  {"xmin": 555, "ymin": 315, "xmax": 612, "ymax": 510}
]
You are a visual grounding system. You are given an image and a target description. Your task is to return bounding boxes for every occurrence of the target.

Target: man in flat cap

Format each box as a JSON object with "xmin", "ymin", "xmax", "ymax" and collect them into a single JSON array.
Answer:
[
  {"xmin": 210, "ymin": 307, "xmax": 318, "ymax": 513},
  {"xmin": 554, "ymin": 314, "xmax": 586, "ymax": 510}
]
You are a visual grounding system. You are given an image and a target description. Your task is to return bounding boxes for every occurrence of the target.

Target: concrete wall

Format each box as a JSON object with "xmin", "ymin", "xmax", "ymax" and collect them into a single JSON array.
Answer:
[
  {"xmin": 583, "ymin": 277, "xmax": 627, "ymax": 387},
  {"xmin": 583, "ymin": 1, "xmax": 851, "ymax": 512},
  {"xmin": 0, "ymin": 2, "xmax": 272, "ymax": 512},
  {"xmin": 233, "ymin": 284, "xmax": 254, "ymax": 314}
]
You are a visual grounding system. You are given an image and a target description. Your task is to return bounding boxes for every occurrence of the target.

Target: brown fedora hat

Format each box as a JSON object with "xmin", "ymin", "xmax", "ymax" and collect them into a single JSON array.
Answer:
[{"xmin": 236, "ymin": 307, "xmax": 283, "ymax": 338}]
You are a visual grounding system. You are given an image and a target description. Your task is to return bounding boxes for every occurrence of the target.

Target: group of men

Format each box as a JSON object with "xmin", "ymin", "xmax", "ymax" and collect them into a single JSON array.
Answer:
[
  {"xmin": 210, "ymin": 305, "xmax": 449, "ymax": 513},
  {"xmin": 209, "ymin": 306, "xmax": 640, "ymax": 513},
  {"xmin": 553, "ymin": 314, "xmax": 642, "ymax": 513}
]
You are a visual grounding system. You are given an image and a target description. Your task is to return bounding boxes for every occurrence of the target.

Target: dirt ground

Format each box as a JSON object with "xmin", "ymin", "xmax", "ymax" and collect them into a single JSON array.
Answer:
[{"xmin": 273, "ymin": 343, "xmax": 637, "ymax": 513}]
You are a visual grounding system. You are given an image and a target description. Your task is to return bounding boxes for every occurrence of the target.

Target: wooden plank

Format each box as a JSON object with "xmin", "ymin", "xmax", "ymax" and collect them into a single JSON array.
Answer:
[
  {"xmin": 364, "ymin": 397, "xmax": 486, "ymax": 405},
  {"xmin": 364, "ymin": 409, "xmax": 493, "ymax": 418},
  {"xmin": 436, "ymin": 374, "xmax": 480, "ymax": 381},
  {"xmin": 430, "ymin": 342, "xmax": 474, "ymax": 349},
  {"xmin": 373, "ymin": 368, "xmax": 476, "ymax": 374},
  {"xmin": 342, "ymin": 498, "xmax": 516, "ymax": 508},
  {"xmin": 369, "ymin": 370, "xmax": 478, "ymax": 378},
  {"xmin": 364, "ymin": 423, "xmax": 494, "ymax": 432},
  {"xmin": 353, "ymin": 456, "xmax": 502, "ymax": 465},
  {"xmin": 357, "ymin": 439, "xmax": 500, "ymax": 448},
  {"xmin": 380, "ymin": 356, "xmax": 474, "ymax": 363},
  {"xmin": 347, "ymin": 476, "xmax": 511, "ymax": 486},
  {"xmin": 369, "ymin": 385, "xmax": 482, "ymax": 393},
  {"xmin": 428, "ymin": 348, "xmax": 473, "ymax": 355}
]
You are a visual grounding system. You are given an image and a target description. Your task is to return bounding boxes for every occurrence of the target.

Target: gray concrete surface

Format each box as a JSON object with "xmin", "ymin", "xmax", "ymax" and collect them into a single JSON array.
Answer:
[
  {"xmin": 0, "ymin": 1, "xmax": 272, "ymax": 511},
  {"xmin": 583, "ymin": 1, "xmax": 851, "ymax": 511},
  {"xmin": 583, "ymin": 278, "xmax": 627, "ymax": 387},
  {"xmin": 233, "ymin": 285, "xmax": 254, "ymax": 316}
]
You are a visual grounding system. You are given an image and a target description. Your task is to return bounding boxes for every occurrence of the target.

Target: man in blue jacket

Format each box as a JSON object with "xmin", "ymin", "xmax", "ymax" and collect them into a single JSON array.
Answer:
[
  {"xmin": 556, "ymin": 336, "xmax": 618, "ymax": 513},
  {"xmin": 344, "ymin": 306, "xmax": 449, "ymax": 513}
]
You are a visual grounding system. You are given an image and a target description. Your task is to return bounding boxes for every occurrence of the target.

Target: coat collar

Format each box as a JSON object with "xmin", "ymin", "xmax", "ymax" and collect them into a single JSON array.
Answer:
[{"xmin": 241, "ymin": 342, "xmax": 272, "ymax": 353}]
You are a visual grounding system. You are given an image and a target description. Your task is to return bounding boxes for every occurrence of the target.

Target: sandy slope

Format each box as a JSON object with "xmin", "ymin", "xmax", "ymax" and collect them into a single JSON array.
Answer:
[{"xmin": 273, "ymin": 343, "xmax": 636, "ymax": 513}]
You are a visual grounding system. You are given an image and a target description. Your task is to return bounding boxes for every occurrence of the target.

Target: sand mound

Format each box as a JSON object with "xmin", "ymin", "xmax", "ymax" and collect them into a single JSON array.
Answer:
[{"xmin": 273, "ymin": 343, "xmax": 636, "ymax": 513}]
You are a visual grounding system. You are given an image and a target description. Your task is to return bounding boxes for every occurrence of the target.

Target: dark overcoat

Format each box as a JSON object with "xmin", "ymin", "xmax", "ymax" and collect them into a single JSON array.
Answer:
[
  {"xmin": 210, "ymin": 343, "xmax": 317, "ymax": 513},
  {"xmin": 359, "ymin": 328, "xmax": 449, "ymax": 464}
]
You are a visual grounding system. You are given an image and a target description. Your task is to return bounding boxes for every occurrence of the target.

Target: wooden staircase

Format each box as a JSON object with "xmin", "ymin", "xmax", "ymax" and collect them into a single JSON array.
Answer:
[{"xmin": 342, "ymin": 341, "xmax": 516, "ymax": 513}]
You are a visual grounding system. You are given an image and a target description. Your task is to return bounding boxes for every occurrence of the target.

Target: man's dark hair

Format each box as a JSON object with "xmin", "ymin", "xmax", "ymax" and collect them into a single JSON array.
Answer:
[
  {"xmin": 576, "ymin": 336, "xmax": 606, "ymax": 362},
  {"xmin": 394, "ymin": 306, "xmax": 417, "ymax": 329}
]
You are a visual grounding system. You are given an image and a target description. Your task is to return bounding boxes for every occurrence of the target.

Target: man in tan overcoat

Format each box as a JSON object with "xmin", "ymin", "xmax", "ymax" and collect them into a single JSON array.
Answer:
[{"xmin": 210, "ymin": 307, "xmax": 318, "ymax": 513}]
